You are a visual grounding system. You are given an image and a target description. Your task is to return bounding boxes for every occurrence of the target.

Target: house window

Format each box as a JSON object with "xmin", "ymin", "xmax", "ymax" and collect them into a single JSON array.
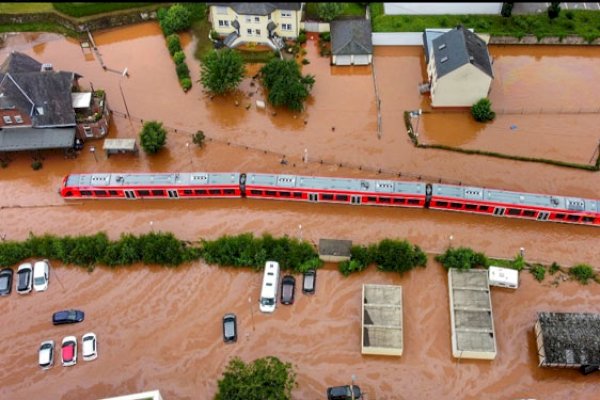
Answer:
[
  {"xmin": 218, "ymin": 20, "xmax": 230, "ymax": 27},
  {"xmin": 281, "ymin": 23, "xmax": 292, "ymax": 31},
  {"xmin": 2, "ymin": 115, "xmax": 12, "ymax": 124},
  {"xmin": 256, "ymin": 29, "xmax": 261, "ymax": 36},
  {"xmin": 14, "ymin": 115, "xmax": 23, "ymax": 123},
  {"xmin": 281, "ymin": 11, "xmax": 292, "ymax": 17},
  {"xmin": 216, "ymin": 6, "xmax": 228, "ymax": 15},
  {"xmin": 254, "ymin": 16, "xmax": 260, "ymax": 22},
  {"xmin": 245, "ymin": 16, "xmax": 252, "ymax": 23},
  {"xmin": 83, "ymin": 125, "xmax": 93, "ymax": 138},
  {"xmin": 247, "ymin": 28, "xmax": 253, "ymax": 35}
]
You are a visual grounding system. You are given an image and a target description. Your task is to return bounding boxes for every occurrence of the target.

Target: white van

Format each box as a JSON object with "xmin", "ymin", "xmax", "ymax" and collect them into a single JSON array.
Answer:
[
  {"xmin": 259, "ymin": 261, "xmax": 280, "ymax": 313},
  {"xmin": 488, "ymin": 266, "xmax": 519, "ymax": 289}
]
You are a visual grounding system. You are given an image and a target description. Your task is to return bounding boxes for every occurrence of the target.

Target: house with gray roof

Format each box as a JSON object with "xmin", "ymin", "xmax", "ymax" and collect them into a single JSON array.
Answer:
[
  {"xmin": 330, "ymin": 19, "xmax": 373, "ymax": 66},
  {"xmin": 0, "ymin": 52, "xmax": 110, "ymax": 154},
  {"xmin": 208, "ymin": 3, "xmax": 303, "ymax": 50},
  {"xmin": 425, "ymin": 25, "xmax": 493, "ymax": 107}
]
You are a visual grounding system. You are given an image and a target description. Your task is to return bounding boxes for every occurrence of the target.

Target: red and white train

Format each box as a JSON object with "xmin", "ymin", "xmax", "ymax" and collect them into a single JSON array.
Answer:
[{"xmin": 60, "ymin": 172, "xmax": 600, "ymax": 227}]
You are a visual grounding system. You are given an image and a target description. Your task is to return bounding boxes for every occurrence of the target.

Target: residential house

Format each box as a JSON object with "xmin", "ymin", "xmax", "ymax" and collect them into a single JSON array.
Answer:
[
  {"xmin": 330, "ymin": 19, "xmax": 373, "ymax": 66},
  {"xmin": 208, "ymin": 3, "xmax": 303, "ymax": 50},
  {"xmin": 0, "ymin": 51, "xmax": 110, "ymax": 154},
  {"xmin": 425, "ymin": 25, "xmax": 493, "ymax": 107}
]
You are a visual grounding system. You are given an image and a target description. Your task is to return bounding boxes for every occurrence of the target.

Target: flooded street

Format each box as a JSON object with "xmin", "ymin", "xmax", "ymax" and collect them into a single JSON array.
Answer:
[{"xmin": 1, "ymin": 23, "xmax": 600, "ymax": 399}]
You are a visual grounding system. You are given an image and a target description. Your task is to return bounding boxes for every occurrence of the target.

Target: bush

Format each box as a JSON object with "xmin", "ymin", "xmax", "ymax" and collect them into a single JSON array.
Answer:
[
  {"xmin": 471, "ymin": 98, "xmax": 496, "ymax": 122},
  {"xmin": 569, "ymin": 264, "xmax": 595, "ymax": 284},
  {"xmin": 548, "ymin": 2, "xmax": 561, "ymax": 19},
  {"xmin": 301, "ymin": 58, "xmax": 310, "ymax": 65},
  {"xmin": 530, "ymin": 265, "xmax": 546, "ymax": 282},
  {"xmin": 260, "ymin": 59, "xmax": 315, "ymax": 111},
  {"xmin": 297, "ymin": 32, "xmax": 307, "ymax": 44},
  {"xmin": 373, "ymin": 239, "xmax": 427, "ymax": 274},
  {"xmin": 319, "ymin": 31, "xmax": 331, "ymax": 42},
  {"xmin": 549, "ymin": 262, "xmax": 561, "ymax": 275},
  {"xmin": 200, "ymin": 49, "xmax": 245, "ymax": 95},
  {"xmin": 565, "ymin": 10, "xmax": 574, "ymax": 20},
  {"xmin": 339, "ymin": 259, "xmax": 368, "ymax": 277},
  {"xmin": 173, "ymin": 50, "xmax": 186, "ymax": 65},
  {"xmin": 435, "ymin": 247, "xmax": 488, "ymax": 270},
  {"xmin": 192, "ymin": 130, "xmax": 206, "ymax": 148},
  {"xmin": 210, "ymin": 30, "xmax": 220, "ymax": 40},
  {"xmin": 176, "ymin": 61, "xmax": 190, "ymax": 80},
  {"xmin": 31, "ymin": 160, "xmax": 42, "ymax": 170},
  {"xmin": 160, "ymin": 3, "xmax": 192, "ymax": 35},
  {"xmin": 180, "ymin": 77, "xmax": 192, "ymax": 91},
  {"xmin": 512, "ymin": 254, "xmax": 526, "ymax": 271},
  {"xmin": 166, "ymin": 34, "xmax": 182, "ymax": 55},
  {"xmin": 0, "ymin": 241, "xmax": 31, "ymax": 267},
  {"xmin": 139, "ymin": 120, "xmax": 167, "ymax": 154},
  {"xmin": 317, "ymin": 2, "xmax": 342, "ymax": 22}
]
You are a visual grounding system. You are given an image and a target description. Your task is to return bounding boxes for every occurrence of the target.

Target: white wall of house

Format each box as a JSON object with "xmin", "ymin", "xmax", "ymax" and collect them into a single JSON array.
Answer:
[
  {"xmin": 384, "ymin": 3, "xmax": 502, "ymax": 15},
  {"xmin": 430, "ymin": 64, "xmax": 492, "ymax": 107},
  {"xmin": 332, "ymin": 54, "xmax": 373, "ymax": 65}
]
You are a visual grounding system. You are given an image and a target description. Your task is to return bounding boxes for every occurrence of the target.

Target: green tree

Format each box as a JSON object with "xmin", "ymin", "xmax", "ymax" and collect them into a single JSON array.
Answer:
[
  {"xmin": 160, "ymin": 3, "xmax": 192, "ymax": 35},
  {"xmin": 200, "ymin": 49, "xmax": 245, "ymax": 95},
  {"xmin": 215, "ymin": 356, "xmax": 297, "ymax": 400},
  {"xmin": 139, "ymin": 121, "xmax": 167, "ymax": 154},
  {"xmin": 471, "ymin": 98, "xmax": 496, "ymax": 122},
  {"xmin": 260, "ymin": 59, "xmax": 315, "ymax": 111},
  {"xmin": 317, "ymin": 2, "xmax": 343, "ymax": 22},
  {"xmin": 173, "ymin": 50, "xmax": 186, "ymax": 65},
  {"xmin": 166, "ymin": 34, "xmax": 182, "ymax": 55},
  {"xmin": 501, "ymin": 2, "xmax": 514, "ymax": 17},
  {"xmin": 548, "ymin": 2, "xmax": 561, "ymax": 19},
  {"xmin": 435, "ymin": 247, "xmax": 488, "ymax": 270},
  {"xmin": 192, "ymin": 130, "xmax": 206, "ymax": 148},
  {"xmin": 373, "ymin": 239, "xmax": 427, "ymax": 274}
]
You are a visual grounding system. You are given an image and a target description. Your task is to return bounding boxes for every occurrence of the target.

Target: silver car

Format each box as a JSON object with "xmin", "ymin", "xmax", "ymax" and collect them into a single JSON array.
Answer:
[{"xmin": 16, "ymin": 263, "xmax": 33, "ymax": 294}]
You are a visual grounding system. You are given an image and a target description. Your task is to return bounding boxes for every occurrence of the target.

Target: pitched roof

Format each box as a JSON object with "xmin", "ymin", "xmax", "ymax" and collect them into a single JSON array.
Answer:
[
  {"xmin": 331, "ymin": 19, "xmax": 373, "ymax": 56},
  {"xmin": 208, "ymin": 3, "xmax": 301, "ymax": 16},
  {"xmin": 431, "ymin": 25, "xmax": 493, "ymax": 79},
  {"xmin": 0, "ymin": 127, "xmax": 76, "ymax": 151}
]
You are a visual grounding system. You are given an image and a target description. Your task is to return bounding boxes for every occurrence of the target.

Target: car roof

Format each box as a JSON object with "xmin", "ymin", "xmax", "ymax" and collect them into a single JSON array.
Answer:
[
  {"xmin": 17, "ymin": 263, "xmax": 32, "ymax": 271},
  {"xmin": 82, "ymin": 336, "xmax": 95, "ymax": 354}
]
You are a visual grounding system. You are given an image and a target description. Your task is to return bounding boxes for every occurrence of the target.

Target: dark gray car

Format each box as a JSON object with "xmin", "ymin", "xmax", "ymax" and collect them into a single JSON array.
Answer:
[
  {"xmin": 327, "ymin": 385, "xmax": 362, "ymax": 400},
  {"xmin": 52, "ymin": 310, "xmax": 85, "ymax": 325},
  {"xmin": 0, "ymin": 268, "xmax": 13, "ymax": 296},
  {"xmin": 223, "ymin": 313, "xmax": 237, "ymax": 343}
]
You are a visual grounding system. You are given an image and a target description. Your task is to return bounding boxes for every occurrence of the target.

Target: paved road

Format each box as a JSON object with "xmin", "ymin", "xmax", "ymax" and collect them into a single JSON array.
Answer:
[{"xmin": 513, "ymin": 2, "xmax": 600, "ymax": 14}]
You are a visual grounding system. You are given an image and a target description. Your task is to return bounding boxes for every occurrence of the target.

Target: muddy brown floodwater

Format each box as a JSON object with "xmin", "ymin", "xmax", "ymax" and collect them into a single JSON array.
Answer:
[{"xmin": 0, "ymin": 23, "xmax": 599, "ymax": 399}]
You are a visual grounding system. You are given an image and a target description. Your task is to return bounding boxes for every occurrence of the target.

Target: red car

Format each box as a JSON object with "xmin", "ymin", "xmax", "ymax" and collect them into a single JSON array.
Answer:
[{"xmin": 61, "ymin": 336, "xmax": 77, "ymax": 367}]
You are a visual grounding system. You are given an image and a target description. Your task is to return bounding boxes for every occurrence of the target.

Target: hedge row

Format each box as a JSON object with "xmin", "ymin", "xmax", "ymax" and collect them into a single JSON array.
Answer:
[
  {"xmin": 158, "ymin": 5, "xmax": 193, "ymax": 92},
  {"xmin": 338, "ymin": 239, "xmax": 427, "ymax": 276},
  {"xmin": 52, "ymin": 3, "xmax": 154, "ymax": 18}
]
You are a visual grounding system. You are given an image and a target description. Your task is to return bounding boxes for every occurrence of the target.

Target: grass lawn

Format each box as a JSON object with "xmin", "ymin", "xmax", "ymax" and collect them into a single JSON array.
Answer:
[
  {"xmin": 370, "ymin": 2, "xmax": 600, "ymax": 41},
  {"xmin": 305, "ymin": 3, "xmax": 366, "ymax": 20},
  {"xmin": 0, "ymin": 22, "xmax": 77, "ymax": 36},
  {"xmin": 52, "ymin": 3, "xmax": 158, "ymax": 18},
  {"xmin": 191, "ymin": 15, "xmax": 213, "ymax": 62},
  {"xmin": 0, "ymin": 3, "xmax": 54, "ymax": 13}
]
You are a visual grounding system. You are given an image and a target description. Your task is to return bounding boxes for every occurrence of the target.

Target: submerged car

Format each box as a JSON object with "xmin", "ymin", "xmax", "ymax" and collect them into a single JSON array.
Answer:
[
  {"xmin": 0, "ymin": 268, "xmax": 13, "ymax": 296},
  {"xmin": 33, "ymin": 260, "xmax": 50, "ymax": 292},
  {"xmin": 222, "ymin": 313, "xmax": 237, "ymax": 343},
  {"xmin": 302, "ymin": 269, "xmax": 317, "ymax": 294},
  {"xmin": 280, "ymin": 275, "xmax": 296, "ymax": 305},
  {"xmin": 61, "ymin": 336, "xmax": 77, "ymax": 367},
  {"xmin": 38, "ymin": 340, "xmax": 55, "ymax": 370},
  {"xmin": 82, "ymin": 332, "xmax": 97, "ymax": 361},
  {"xmin": 52, "ymin": 309, "xmax": 85, "ymax": 325},
  {"xmin": 16, "ymin": 262, "xmax": 33, "ymax": 294},
  {"xmin": 327, "ymin": 385, "xmax": 362, "ymax": 400}
]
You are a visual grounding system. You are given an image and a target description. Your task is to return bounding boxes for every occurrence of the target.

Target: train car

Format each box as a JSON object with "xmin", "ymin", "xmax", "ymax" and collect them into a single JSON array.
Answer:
[
  {"xmin": 60, "ymin": 172, "xmax": 242, "ymax": 200},
  {"xmin": 244, "ymin": 173, "xmax": 428, "ymax": 207},
  {"xmin": 429, "ymin": 183, "xmax": 600, "ymax": 226}
]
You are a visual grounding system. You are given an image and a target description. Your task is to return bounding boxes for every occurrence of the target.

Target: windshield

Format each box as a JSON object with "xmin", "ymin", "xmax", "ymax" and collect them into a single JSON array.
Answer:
[
  {"xmin": 0, "ymin": 276, "xmax": 8, "ymax": 289},
  {"xmin": 260, "ymin": 297, "xmax": 274, "ymax": 306},
  {"xmin": 34, "ymin": 276, "xmax": 46, "ymax": 285}
]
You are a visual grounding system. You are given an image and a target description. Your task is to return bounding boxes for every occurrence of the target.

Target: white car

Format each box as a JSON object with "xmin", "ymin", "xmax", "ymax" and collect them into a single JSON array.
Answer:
[
  {"xmin": 61, "ymin": 336, "xmax": 77, "ymax": 367},
  {"xmin": 38, "ymin": 340, "xmax": 55, "ymax": 370},
  {"xmin": 33, "ymin": 260, "xmax": 50, "ymax": 292},
  {"xmin": 82, "ymin": 332, "xmax": 97, "ymax": 361},
  {"xmin": 16, "ymin": 263, "xmax": 33, "ymax": 294}
]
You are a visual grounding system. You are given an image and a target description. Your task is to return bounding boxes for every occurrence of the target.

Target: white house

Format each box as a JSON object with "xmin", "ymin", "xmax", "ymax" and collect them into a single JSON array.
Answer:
[
  {"xmin": 384, "ymin": 3, "xmax": 502, "ymax": 15},
  {"xmin": 330, "ymin": 19, "xmax": 373, "ymax": 66},
  {"xmin": 425, "ymin": 25, "xmax": 493, "ymax": 108},
  {"xmin": 207, "ymin": 3, "xmax": 303, "ymax": 50}
]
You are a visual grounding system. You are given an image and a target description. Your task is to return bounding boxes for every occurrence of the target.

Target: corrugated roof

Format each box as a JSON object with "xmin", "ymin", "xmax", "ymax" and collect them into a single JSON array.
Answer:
[
  {"xmin": 0, "ymin": 127, "xmax": 75, "ymax": 151},
  {"xmin": 208, "ymin": 3, "xmax": 301, "ymax": 16},
  {"xmin": 331, "ymin": 19, "xmax": 373, "ymax": 56},
  {"xmin": 432, "ymin": 25, "xmax": 493, "ymax": 79}
]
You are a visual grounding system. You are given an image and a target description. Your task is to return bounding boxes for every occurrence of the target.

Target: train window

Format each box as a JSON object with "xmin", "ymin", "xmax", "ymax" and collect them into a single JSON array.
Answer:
[
  {"xmin": 379, "ymin": 197, "xmax": 391, "ymax": 203},
  {"xmin": 465, "ymin": 204, "xmax": 477, "ymax": 210},
  {"xmin": 582, "ymin": 216, "xmax": 595, "ymax": 223},
  {"xmin": 522, "ymin": 210, "xmax": 536, "ymax": 217},
  {"xmin": 266, "ymin": 190, "xmax": 276, "ymax": 196},
  {"xmin": 278, "ymin": 191, "xmax": 291, "ymax": 197},
  {"xmin": 137, "ymin": 190, "xmax": 150, "ymax": 196},
  {"xmin": 367, "ymin": 196, "xmax": 377, "ymax": 202},
  {"xmin": 435, "ymin": 201, "xmax": 448, "ymax": 207},
  {"xmin": 293, "ymin": 192, "xmax": 303, "ymax": 198},
  {"xmin": 64, "ymin": 191, "xmax": 73, "ymax": 197},
  {"xmin": 407, "ymin": 199, "xmax": 419, "ymax": 205},
  {"xmin": 80, "ymin": 190, "xmax": 92, "ymax": 196},
  {"xmin": 567, "ymin": 215, "xmax": 580, "ymax": 222},
  {"xmin": 183, "ymin": 190, "xmax": 193, "ymax": 195},
  {"xmin": 478, "ymin": 205, "xmax": 489, "ymax": 212},
  {"xmin": 195, "ymin": 189, "xmax": 207, "ymax": 195},
  {"xmin": 450, "ymin": 203, "xmax": 462, "ymax": 208},
  {"xmin": 209, "ymin": 189, "xmax": 222, "ymax": 195},
  {"xmin": 321, "ymin": 194, "xmax": 334, "ymax": 200},
  {"xmin": 94, "ymin": 190, "xmax": 107, "ymax": 196},
  {"xmin": 152, "ymin": 190, "xmax": 165, "ymax": 196},
  {"xmin": 393, "ymin": 198, "xmax": 406, "ymax": 204},
  {"xmin": 554, "ymin": 213, "xmax": 565, "ymax": 219},
  {"xmin": 250, "ymin": 190, "xmax": 262, "ymax": 195},
  {"xmin": 223, "ymin": 189, "xmax": 235, "ymax": 195},
  {"xmin": 335, "ymin": 194, "xmax": 349, "ymax": 201},
  {"xmin": 108, "ymin": 190, "xmax": 118, "ymax": 196},
  {"xmin": 507, "ymin": 208, "xmax": 521, "ymax": 216}
]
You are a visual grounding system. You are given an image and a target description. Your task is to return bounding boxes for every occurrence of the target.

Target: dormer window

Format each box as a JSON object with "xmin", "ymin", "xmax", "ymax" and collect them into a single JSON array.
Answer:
[
  {"xmin": 3, "ymin": 115, "xmax": 12, "ymax": 124},
  {"xmin": 36, "ymin": 106, "xmax": 44, "ymax": 115},
  {"xmin": 14, "ymin": 115, "xmax": 23, "ymax": 123},
  {"xmin": 438, "ymin": 43, "xmax": 446, "ymax": 50},
  {"xmin": 440, "ymin": 56, "xmax": 448, "ymax": 63}
]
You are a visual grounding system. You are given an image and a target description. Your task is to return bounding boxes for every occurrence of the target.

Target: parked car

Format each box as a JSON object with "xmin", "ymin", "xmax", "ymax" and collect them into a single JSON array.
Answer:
[
  {"xmin": 280, "ymin": 275, "xmax": 296, "ymax": 305},
  {"xmin": 61, "ymin": 336, "xmax": 77, "ymax": 367},
  {"xmin": 327, "ymin": 385, "xmax": 362, "ymax": 400},
  {"xmin": 0, "ymin": 268, "xmax": 13, "ymax": 296},
  {"xmin": 302, "ymin": 269, "xmax": 317, "ymax": 294},
  {"xmin": 222, "ymin": 313, "xmax": 237, "ymax": 343},
  {"xmin": 52, "ymin": 309, "xmax": 85, "ymax": 325},
  {"xmin": 16, "ymin": 262, "xmax": 33, "ymax": 294},
  {"xmin": 82, "ymin": 332, "xmax": 97, "ymax": 361},
  {"xmin": 38, "ymin": 340, "xmax": 55, "ymax": 370},
  {"xmin": 33, "ymin": 260, "xmax": 50, "ymax": 292}
]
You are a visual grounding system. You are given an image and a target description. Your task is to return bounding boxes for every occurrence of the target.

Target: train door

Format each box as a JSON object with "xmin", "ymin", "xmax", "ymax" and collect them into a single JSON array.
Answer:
[
  {"xmin": 351, "ymin": 195, "xmax": 361, "ymax": 205},
  {"xmin": 308, "ymin": 193, "xmax": 318, "ymax": 202},
  {"xmin": 537, "ymin": 211, "xmax": 549, "ymax": 221},
  {"xmin": 493, "ymin": 207, "xmax": 505, "ymax": 216},
  {"xmin": 124, "ymin": 190, "xmax": 136, "ymax": 199},
  {"xmin": 168, "ymin": 189, "xmax": 179, "ymax": 198}
]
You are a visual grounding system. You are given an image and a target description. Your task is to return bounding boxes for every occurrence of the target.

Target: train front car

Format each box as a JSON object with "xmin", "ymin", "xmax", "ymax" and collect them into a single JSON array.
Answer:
[
  {"xmin": 60, "ymin": 174, "xmax": 83, "ymax": 198},
  {"xmin": 430, "ymin": 183, "xmax": 600, "ymax": 227},
  {"xmin": 244, "ymin": 173, "xmax": 427, "ymax": 207}
]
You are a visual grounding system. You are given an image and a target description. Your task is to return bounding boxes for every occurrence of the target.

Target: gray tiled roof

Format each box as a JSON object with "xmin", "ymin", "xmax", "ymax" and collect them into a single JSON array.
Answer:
[
  {"xmin": 0, "ymin": 127, "xmax": 75, "ymax": 151},
  {"xmin": 431, "ymin": 25, "xmax": 493, "ymax": 79},
  {"xmin": 331, "ymin": 19, "xmax": 373, "ymax": 56},
  {"xmin": 208, "ymin": 3, "xmax": 301, "ymax": 15}
]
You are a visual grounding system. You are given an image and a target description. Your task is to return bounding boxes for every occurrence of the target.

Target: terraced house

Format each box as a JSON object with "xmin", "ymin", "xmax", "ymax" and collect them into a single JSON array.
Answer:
[{"xmin": 208, "ymin": 3, "xmax": 303, "ymax": 50}]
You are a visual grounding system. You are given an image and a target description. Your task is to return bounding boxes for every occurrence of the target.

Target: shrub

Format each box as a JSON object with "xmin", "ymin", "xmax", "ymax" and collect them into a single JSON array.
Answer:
[
  {"xmin": 176, "ymin": 61, "xmax": 190, "ymax": 80},
  {"xmin": 297, "ymin": 32, "xmax": 307, "ymax": 44},
  {"xmin": 139, "ymin": 120, "xmax": 167, "ymax": 154},
  {"xmin": 501, "ymin": 2, "xmax": 514, "ymax": 17},
  {"xmin": 565, "ymin": 10, "xmax": 574, "ymax": 20},
  {"xmin": 548, "ymin": 2, "xmax": 561, "ymax": 19},
  {"xmin": 319, "ymin": 31, "xmax": 331, "ymax": 42},
  {"xmin": 166, "ymin": 34, "xmax": 182, "ymax": 55},
  {"xmin": 471, "ymin": 98, "xmax": 496, "ymax": 122},
  {"xmin": 569, "ymin": 264, "xmax": 595, "ymax": 284},
  {"xmin": 512, "ymin": 254, "xmax": 526, "ymax": 271},
  {"xmin": 210, "ymin": 30, "xmax": 220, "ymax": 40},
  {"xmin": 0, "ymin": 241, "xmax": 31, "ymax": 267},
  {"xmin": 549, "ymin": 262, "xmax": 561, "ymax": 275},
  {"xmin": 435, "ymin": 247, "xmax": 488, "ymax": 270},
  {"xmin": 31, "ymin": 160, "xmax": 42, "ymax": 170},
  {"xmin": 530, "ymin": 265, "xmax": 546, "ymax": 282},
  {"xmin": 160, "ymin": 3, "xmax": 192, "ymax": 35},
  {"xmin": 173, "ymin": 50, "xmax": 186, "ymax": 65},
  {"xmin": 339, "ymin": 259, "xmax": 368, "ymax": 276},
  {"xmin": 373, "ymin": 239, "xmax": 427, "ymax": 274},
  {"xmin": 180, "ymin": 77, "xmax": 192, "ymax": 91},
  {"xmin": 317, "ymin": 2, "xmax": 342, "ymax": 22},
  {"xmin": 192, "ymin": 130, "xmax": 206, "ymax": 147},
  {"xmin": 301, "ymin": 58, "xmax": 310, "ymax": 65}
]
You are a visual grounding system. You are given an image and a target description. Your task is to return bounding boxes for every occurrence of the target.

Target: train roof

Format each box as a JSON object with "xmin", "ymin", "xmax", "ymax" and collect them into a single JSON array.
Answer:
[
  {"xmin": 433, "ymin": 183, "xmax": 599, "ymax": 213},
  {"xmin": 65, "ymin": 172, "xmax": 240, "ymax": 187},
  {"xmin": 246, "ymin": 173, "xmax": 426, "ymax": 195}
]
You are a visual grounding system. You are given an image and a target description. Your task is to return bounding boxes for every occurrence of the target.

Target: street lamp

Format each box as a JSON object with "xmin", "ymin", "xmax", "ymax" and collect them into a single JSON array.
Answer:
[
  {"xmin": 449, "ymin": 234, "xmax": 454, "ymax": 249},
  {"xmin": 303, "ymin": 148, "xmax": 308, "ymax": 163},
  {"xmin": 119, "ymin": 67, "xmax": 130, "ymax": 119},
  {"xmin": 89, "ymin": 145, "xmax": 97, "ymax": 162}
]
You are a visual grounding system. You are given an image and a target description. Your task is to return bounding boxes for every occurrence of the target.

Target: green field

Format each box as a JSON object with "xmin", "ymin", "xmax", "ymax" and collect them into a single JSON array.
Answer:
[
  {"xmin": 0, "ymin": 3, "xmax": 54, "ymax": 13},
  {"xmin": 305, "ymin": 3, "xmax": 366, "ymax": 20}
]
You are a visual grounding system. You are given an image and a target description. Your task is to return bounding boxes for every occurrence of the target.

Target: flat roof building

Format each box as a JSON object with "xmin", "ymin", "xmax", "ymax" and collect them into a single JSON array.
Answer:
[
  {"xmin": 318, "ymin": 238, "xmax": 352, "ymax": 262},
  {"xmin": 448, "ymin": 268, "xmax": 497, "ymax": 360},
  {"xmin": 362, "ymin": 284, "xmax": 403, "ymax": 356}
]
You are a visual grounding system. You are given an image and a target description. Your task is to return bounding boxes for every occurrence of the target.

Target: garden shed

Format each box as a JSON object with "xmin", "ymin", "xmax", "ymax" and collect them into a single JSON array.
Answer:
[
  {"xmin": 318, "ymin": 238, "xmax": 352, "ymax": 262},
  {"xmin": 330, "ymin": 19, "xmax": 373, "ymax": 66}
]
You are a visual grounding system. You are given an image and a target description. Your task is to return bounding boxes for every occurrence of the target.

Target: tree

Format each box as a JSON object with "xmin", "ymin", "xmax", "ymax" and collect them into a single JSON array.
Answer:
[
  {"xmin": 200, "ymin": 49, "xmax": 245, "ymax": 95},
  {"xmin": 260, "ymin": 59, "xmax": 315, "ymax": 111},
  {"xmin": 317, "ymin": 2, "xmax": 343, "ymax": 22},
  {"xmin": 160, "ymin": 3, "xmax": 192, "ymax": 35},
  {"xmin": 166, "ymin": 34, "xmax": 182, "ymax": 56},
  {"xmin": 435, "ymin": 247, "xmax": 488, "ymax": 270},
  {"xmin": 373, "ymin": 239, "xmax": 427, "ymax": 274},
  {"xmin": 471, "ymin": 98, "xmax": 496, "ymax": 122},
  {"xmin": 215, "ymin": 356, "xmax": 297, "ymax": 400},
  {"xmin": 501, "ymin": 2, "xmax": 514, "ymax": 17},
  {"xmin": 548, "ymin": 2, "xmax": 561, "ymax": 19},
  {"xmin": 139, "ymin": 121, "xmax": 167, "ymax": 154},
  {"xmin": 192, "ymin": 130, "xmax": 205, "ymax": 148}
]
